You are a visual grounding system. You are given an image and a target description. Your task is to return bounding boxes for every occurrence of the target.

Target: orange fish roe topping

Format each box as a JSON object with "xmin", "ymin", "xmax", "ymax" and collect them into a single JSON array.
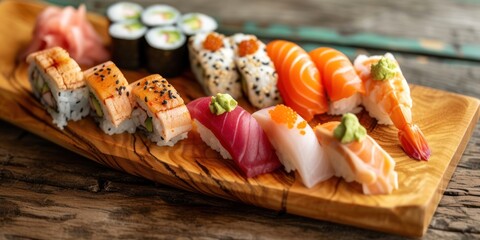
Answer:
[
  {"xmin": 203, "ymin": 33, "xmax": 224, "ymax": 51},
  {"xmin": 238, "ymin": 39, "xmax": 259, "ymax": 57},
  {"xmin": 296, "ymin": 121, "xmax": 307, "ymax": 129},
  {"xmin": 299, "ymin": 130, "xmax": 306, "ymax": 135},
  {"xmin": 269, "ymin": 104, "xmax": 297, "ymax": 129}
]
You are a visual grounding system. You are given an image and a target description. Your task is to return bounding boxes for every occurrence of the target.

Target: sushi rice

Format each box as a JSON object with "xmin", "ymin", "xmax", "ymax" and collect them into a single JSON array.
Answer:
[{"xmin": 193, "ymin": 119, "xmax": 232, "ymax": 159}]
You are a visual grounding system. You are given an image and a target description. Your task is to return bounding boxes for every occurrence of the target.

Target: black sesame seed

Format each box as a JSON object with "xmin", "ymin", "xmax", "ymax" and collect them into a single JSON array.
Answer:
[
  {"xmin": 93, "ymin": 67, "xmax": 97, "ymax": 71},
  {"xmin": 226, "ymin": 87, "xmax": 231, "ymax": 91},
  {"xmin": 100, "ymin": 75, "xmax": 104, "ymax": 78},
  {"xmin": 113, "ymin": 74, "xmax": 117, "ymax": 77},
  {"xmin": 274, "ymin": 97, "xmax": 279, "ymax": 101},
  {"xmin": 161, "ymin": 80, "xmax": 166, "ymax": 83},
  {"xmin": 266, "ymin": 92, "xmax": 271, "ymax": 97},
  {"xmin": 126, "ymin": 91, "xmax": 130, "ymax": 97},
  {"xmin": 107, "ymin": 68, "xmax": 111, "ymax": 71},
  {"xmin": 115, "ymin": 80, "xmax": 119, "ymax": 84},
  {"xmin": 108, "ymin": 128, "xmax": 111, "ymax": 131},
  {"xmin": 255, "ymin": 90, "xmax": 260, "ymax": 96},
  {"xmin": 160, "ymin": 136, "xmax": 164, "ymax": 140},
  {"xmin": 144, "ymin": 97, "xmax": 148, "ymax": 102},
  {"xmin": 76, "ymin": 100, "xmax": 80, "ymax": 104},
  {"xmin": 255, "ymin": 77, "xmax": 259, "ymax": 81},
  {"xmin": 162, "ymin": 100, "xmax": 167, "ymax": 105},
  {"xmin": 167, "ymin": 84, "xmax": 171, "ymax": 87},
  {"xmin": 58, "ymin": 92, "xmax": 61, "ymax": 96},
  {"xmin": 137, "ymin": 82, "xmax": 140, "ymax": 86},
  {"xmin": 144, "ymin": 86, "xmax": 147, "ymax": 90},
  {"xmin": 94, "ymin": 72, "xmax": 99, "ymax": 76},
  {"xmin": 252, "ymin": 84, "xmax": 258, "ymax": 89},
  {"xmin": 80, "ymin": 107, "xmax": 83, "ymax": 113}
]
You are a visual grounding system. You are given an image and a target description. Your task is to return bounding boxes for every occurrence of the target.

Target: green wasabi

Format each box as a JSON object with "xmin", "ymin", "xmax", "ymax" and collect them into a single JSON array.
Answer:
[
  {"xmin": 209, "ymin": 93, "xmax": 238, "ymax": 115},
  {"xmin": 333, "ymin": 113, "xmax": 367, "ymax": 144},
  {"xmin": 144, "ymin": 117, "xmax": 153, "ymax": 132},
  {"xmin": 370, "ymin": 57, "xmax": 397, "ymax": 81}
]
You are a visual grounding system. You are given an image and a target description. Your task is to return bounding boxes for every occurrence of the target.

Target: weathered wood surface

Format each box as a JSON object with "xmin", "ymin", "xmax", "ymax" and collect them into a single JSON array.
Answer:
[{"xmin": 1, "ymin": 0, "xmax": 480, "ymax": 239}]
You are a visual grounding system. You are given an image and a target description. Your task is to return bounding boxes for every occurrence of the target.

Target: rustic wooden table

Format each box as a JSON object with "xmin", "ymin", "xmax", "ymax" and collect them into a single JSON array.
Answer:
[{"xmin": 1, "ymin": 0, "xmax": 479, "ymax": 239}]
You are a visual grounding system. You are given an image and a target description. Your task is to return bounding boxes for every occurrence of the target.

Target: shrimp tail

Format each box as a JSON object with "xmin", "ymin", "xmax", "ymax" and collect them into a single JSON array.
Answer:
[{"xmin": 398, "ymin": 124, "xmax": 431, "ymax": 161}]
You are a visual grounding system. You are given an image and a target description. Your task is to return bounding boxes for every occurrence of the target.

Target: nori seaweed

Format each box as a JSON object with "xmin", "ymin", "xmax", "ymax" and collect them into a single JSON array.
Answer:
[
  {"xmin": 145, "ymin": 42, "xmax": 187, "ymax": 78},
  {"xmin": 111, "ymin": 37, "xmax": 145, "ymax": 70}
]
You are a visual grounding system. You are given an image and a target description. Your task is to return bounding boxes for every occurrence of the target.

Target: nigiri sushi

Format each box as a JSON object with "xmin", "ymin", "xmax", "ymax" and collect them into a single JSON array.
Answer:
[
  {"xmin": 354, "ymin": 53, "xmax": 431, "ymax": 160},
  {"xmin": 314, "ymin": 113, "xmax": 398, "ymax": 195},
  {"xmin": 84, "ymin": 61, "xmax": 137, "ymax": 135},
  {"xmin": 131, "ymin": 74, "xmax": 192, "ymax": 146},
  {"xmin": 188, "ymin": 32, "xmax": 241, "ymax": 98},
  {"xmin": 230, "ymin": 33, "xmax": 281, "ymax": 108},
  {"xmin": 187, "ymin": 93, "xmax": 281, "ymax": 178},
  {"xmin": 252, "ymin": 104, "xmax": 334, "ymax": 188},
  {"xmin": 27, "ymin": 47, "xmax": 90, "ymax": 129},
  {"xmin": 309, "ymin": 47, "xmax": 364, "ymax": 115},
  {"xmin": 266, "ymin": 40, "xmax": 328, "ymax": 121}
]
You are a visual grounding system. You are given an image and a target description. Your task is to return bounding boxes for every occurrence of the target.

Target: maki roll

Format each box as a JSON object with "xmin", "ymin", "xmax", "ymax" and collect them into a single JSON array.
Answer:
[
  {"xmin": 106, "ymin": 1, "xmax": 143, "ymax": 23},
  {"xmin": 109, "ymin": 20, "xmax": 147, "ymax": 70},
  {"xmin": 27, "ymin": 47, "xmax": 90, "ymax": 129},
  {"xmin": 144, "ymin": 26, "xmax": 187, "ymax": 77},
  {"xmin": 141, "ymin": 4, "xmax": 180, "ymax": 27},
  {"xmin": 188, "ymin": 32, "xmax": 241, "ymax": 98},
  {"xmin": 84, "ymin": 61, "xmax": 137, "ymax": 135},
  {"xmin": 131, "ymin": 74, "xmax": 192, "ymax": 146},
  {"xmin": 230, "ymin": 33, "xmax": 281, "ymax": 108},
  {"xmin": 179, "ymin": 13, "xmax": 218, "ymax": 36}
]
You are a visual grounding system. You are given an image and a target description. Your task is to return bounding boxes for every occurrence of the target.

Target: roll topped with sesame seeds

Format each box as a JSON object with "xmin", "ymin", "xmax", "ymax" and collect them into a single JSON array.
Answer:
[
  {"xmin": 84, "ymin": 61, "xmax": 137, "ymax": 135},
  {"xmin": 188, "ymin": 32, "xmax": 241, "ymax": 99},
  {"xmin": 27, "ymin": 47, "xmax": 90, "ymax": 129},
  {"xmin": 131, "ymin": 74, "xmax": 192, "ymax": 146},
  {"xmin": 230, "ymin": 33, "xmax": 282, "ymax": 108}
]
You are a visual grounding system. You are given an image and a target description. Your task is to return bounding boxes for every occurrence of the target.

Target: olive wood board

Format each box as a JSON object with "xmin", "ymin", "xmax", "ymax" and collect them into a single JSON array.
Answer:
[{"xmin": 0, "ymin": 0, "xmax": 479, "ymax": 237}]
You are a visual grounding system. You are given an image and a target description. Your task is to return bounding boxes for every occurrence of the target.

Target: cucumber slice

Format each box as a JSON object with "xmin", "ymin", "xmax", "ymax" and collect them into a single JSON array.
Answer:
[
  {"xmin": 41, "ymin": 83, "xmax": 50, "ymax": 94},
  {"xmin": 144, "ymin": 117, "xmax": 153, "ymax": 132},
  {"xmin": 89, "ymin": 93, "xmax": 104, "ymax": 117}
]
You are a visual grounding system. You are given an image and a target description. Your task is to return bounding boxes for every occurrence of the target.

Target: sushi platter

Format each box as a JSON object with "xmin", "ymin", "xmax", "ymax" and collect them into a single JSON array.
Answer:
[{"xmin": 1, "ymin": 0, "xmax": 479, "ymax": 237}]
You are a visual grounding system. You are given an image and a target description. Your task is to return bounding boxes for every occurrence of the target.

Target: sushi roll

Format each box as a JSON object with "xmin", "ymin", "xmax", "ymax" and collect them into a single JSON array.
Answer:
[
  {"xmin": 144, "ymin": 26, "xmax": 187, "ymax": 78},
  {"xmin": 252, "ymin": 104, "xmax": 334, "ymax": 188},
  {"xmin": 27, "ymin": 47, "xmax": 90, "ymax": 129},
  {"xmin": 230, "ymin": 33, "xmax": 281, "ymax": 108},
  {"xmin": 266, "ymin": 40, "xmax": 328, "ymax": 121},
  {"xmin": 188, "ymin": 32, "xmax": 241, "ymax": 98},
  {"xmin": 84, "ymin": 61, "xmax": 137, "ymax": 135},
  {"xmin": 309, "ymin": 47, "xmax": 365, "ymax": 115},
  {"xmin": 141, "ymin": 4, "xmax": 180, "ymax": 27},
  {"xmin": 314, "ymin": 114, "xmax": 399, "ymax": 194},
  {"xmin": 354, "ymin": 53, "xmax": 430, "ymax": 160},
  {"xmin": 131, "ymin": 74, "xmax": 192, "ymax": 146},
  {"xmin": 106, "ymin": 2, "xmax": 143, "ymax": 23},
  {"xmin": 178, "ymin": 13, "xmax": 218, "ymax": 36},
  {"xmin": 187, "ymin": 93, "xmax": 281, "ymax": 178},
  {"xmin": 109, "ymin": 20, "xmax": 147, "ymax": 70}
]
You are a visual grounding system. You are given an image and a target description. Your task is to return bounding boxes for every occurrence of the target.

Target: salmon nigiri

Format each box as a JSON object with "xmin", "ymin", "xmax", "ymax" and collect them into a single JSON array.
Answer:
[
  {"xmin": 266, "ymin": 40, "xmax": 328, "ymax": 121},
  {"xmin": 315, "ymin": 114, "xmax": 398, "ymax": 195},
  {"xmin": 354, "ymin": 53, "xmax": 430, "ymax": 160},
  {"xmin": 309, "ymin": 47, "xmax": 365, "ymax": 115}
]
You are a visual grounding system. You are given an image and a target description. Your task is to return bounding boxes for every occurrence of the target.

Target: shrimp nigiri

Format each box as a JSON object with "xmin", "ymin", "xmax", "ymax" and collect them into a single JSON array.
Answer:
[
  {"xmin": 354, "ymin": 53, "xmax": 431, "ymax": 160},
  {"xmin": 314, "ymin": 113, "xmax": 398, "ymax": 195},
  {"xmin": 266, "ymin": 40, "xmax": 328, "ymax": 121},
  {"xmin": 309, "ymin": 47, "xmax": 365, "ymax": 115}
]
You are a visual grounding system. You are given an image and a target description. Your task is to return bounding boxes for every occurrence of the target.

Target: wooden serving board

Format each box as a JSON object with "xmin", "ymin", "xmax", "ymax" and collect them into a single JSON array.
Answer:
[{"xmin": 1, "ymin": 0, "xmax": 479, "ymax": 237}]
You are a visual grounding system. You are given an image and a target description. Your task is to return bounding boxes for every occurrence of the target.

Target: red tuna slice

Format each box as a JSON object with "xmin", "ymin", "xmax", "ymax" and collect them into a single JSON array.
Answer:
[{"xmin": 187, "ymin": 97, "xmax": 281, "ymax": 178}]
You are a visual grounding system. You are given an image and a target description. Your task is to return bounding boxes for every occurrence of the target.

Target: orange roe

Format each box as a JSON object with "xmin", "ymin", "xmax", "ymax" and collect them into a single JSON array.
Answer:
[
  {"xmin": 238, "ymin": 39, "xmax": 258, "ymax": 57},
  {"xmin": 299, "ymin": 130, "xmax": 306, "ymax": 135},
  {"xmin": 203, "ymin": 33, "xmax": 223, "ymax": 51},
  {"xmin": 296, "ymin": 121, "xmax": 307, "ymax": 129},
  {"xmin": 269, "ymin": 104, "xmax": 297, "ymax": 129}
]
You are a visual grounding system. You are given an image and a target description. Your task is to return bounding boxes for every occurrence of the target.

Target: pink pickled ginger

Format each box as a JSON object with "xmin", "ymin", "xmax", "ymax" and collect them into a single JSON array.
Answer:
[{"xmin": 22, "ymin": 4, "xmax": 109, "ymax": 67}]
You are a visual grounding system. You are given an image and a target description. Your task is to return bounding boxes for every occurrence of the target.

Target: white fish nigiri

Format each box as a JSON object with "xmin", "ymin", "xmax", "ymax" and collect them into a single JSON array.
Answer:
[
  {"xmin": 252, "ymin": 104, "xmax": 334, "ymax": 188},
  {"xmin": 314, "ymin": 113, "xmax": 398, "ymax": 195}
]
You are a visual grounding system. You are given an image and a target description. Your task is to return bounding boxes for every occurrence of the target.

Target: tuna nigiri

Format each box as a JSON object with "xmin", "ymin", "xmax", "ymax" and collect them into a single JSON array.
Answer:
[
  {"xmin": 354, "ymin": 53, "xmax": 431, "ymax": 160},
  {"xmin": 314, "ymin": 114, "xmax": 398, "ymax": 195},
  {"xmin": 309, "ymin": 47, "xmax": 365, "ymax": 115},
  {"xmin": 187, "ymin": 93, "xmax": 281, "ymax": 178},
  {"xmin": 252, "ymin": 104, "xmax": 334, "ymax": 188},
  {"xmin": 266, "ymin": 40, "xmax": 328, "ymax": 121}
]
